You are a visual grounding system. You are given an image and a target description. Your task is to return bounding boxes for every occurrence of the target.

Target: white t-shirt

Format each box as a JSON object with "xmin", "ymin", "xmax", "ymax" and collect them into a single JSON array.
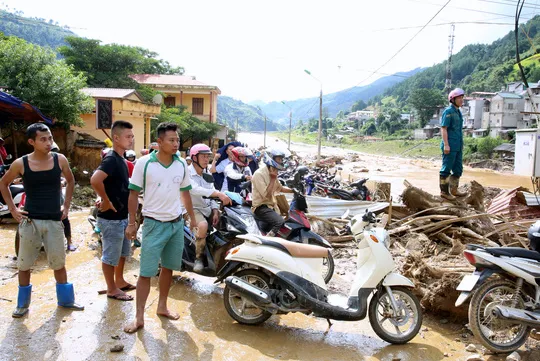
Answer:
[
  {"xmin": 129, "ymin": 152, "xmax": 192, "ymax": 222},
  {"xmin": 216, "ymin": 158, "xmax": 231, "ymax": 192}
]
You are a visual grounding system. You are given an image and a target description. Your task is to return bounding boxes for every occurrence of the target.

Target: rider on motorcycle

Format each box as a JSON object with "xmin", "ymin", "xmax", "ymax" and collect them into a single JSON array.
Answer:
[
  {"xmin": 251, "ymin": 148, "xmax": 294, "ymax": 237},
  {"xmin": 185, "ymin": 143, "xmax": 232, "ymax": 273},
  {"xmin": 124, "ymin": 150, "xmax": 137, "ymax": 165},
  {"xmin": 224, "ymin": 147, "xmax": 252, "ymax": 193}
]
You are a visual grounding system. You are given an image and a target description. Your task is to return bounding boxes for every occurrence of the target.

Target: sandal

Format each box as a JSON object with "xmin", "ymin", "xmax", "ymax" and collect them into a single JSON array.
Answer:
[
  {"xmin": 107, "ymin": 293, "xmax": 133, "ymax": 301},
  {"xmin": 120, "ymin": 284, "xmax": 136, "ymax": 292}
]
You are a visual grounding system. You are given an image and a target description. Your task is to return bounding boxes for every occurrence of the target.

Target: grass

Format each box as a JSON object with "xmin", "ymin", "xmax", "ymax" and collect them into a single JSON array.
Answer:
[{"xmin": 273, "ymin": 131, "xmax": 442, "ymax": 159}]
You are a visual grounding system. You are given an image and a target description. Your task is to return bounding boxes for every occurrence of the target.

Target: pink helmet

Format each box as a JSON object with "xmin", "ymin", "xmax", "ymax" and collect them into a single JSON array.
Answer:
[
  {"xmin": 448, "ymin": 88, "xmax": 465, "ymax": 102},
  {"xmin": 190, "ymin": 143, "xmax": 212, "ymax": 158}
]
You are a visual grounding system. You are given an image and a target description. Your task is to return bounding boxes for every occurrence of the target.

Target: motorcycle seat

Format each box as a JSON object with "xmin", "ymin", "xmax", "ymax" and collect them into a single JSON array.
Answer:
[
  {"xmin": 9, "ymin": 185, "xmax": 24, "ymax": 197},
  {"xmin": 260, "ymin": 237, "xmax": 329, "ymax": 258},
  {"xmin": 485, "ymin": 247, "xmax": 540, "ymax": 262}
]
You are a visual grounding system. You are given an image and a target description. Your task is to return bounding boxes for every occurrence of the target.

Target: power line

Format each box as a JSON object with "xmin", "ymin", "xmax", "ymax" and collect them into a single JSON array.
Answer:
[
  {"xmin": 405, "ymin": 0, "xmax": 534, "ymax": 19},
  {"xmin": 371, "ymin": 20, "xmax": 514, "ymax": 32}
]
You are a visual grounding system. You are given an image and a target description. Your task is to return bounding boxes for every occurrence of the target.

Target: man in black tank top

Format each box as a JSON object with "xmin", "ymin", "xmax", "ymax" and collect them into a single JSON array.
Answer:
[{"xmin": 0, "ymin": 123, "xmax": 84, "ymax": 318}]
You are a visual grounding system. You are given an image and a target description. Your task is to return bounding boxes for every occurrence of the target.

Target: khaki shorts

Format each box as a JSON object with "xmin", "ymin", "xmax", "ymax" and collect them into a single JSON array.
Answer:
[
  {"xmin": 18, "ymin": 219, "xmax": 65, "ymax": 271},
  {"xmin": 184, "ymin": 209, "xmax": 209, "ymax": 226}
]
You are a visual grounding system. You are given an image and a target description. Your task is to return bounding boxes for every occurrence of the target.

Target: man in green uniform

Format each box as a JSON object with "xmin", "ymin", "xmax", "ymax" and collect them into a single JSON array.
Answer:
[{"xmin": 440, "ymin": 88, "xmax": 467, "ymax": 200}]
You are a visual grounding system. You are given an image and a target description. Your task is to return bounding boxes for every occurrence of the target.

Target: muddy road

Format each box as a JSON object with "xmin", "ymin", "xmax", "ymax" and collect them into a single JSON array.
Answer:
[
  {"xmin": 239, "ymin": 132, "xmax": 532, "ymax": 197},
  {"xmin": 0, "ymin": 210, "xmax": 527, "ymax": 360}
]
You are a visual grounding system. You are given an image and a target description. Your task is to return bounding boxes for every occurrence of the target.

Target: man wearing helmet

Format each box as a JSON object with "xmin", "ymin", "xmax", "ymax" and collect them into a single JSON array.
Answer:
[
  {"xmin": 186, "ymin": 144, "xmax": 232, "ymax": 273},
  {"xmin": 224, "ymin": 147, "xmax": 252, "ymax": 193},
  {"xmin": 440, "ymin": 88, "xmax": 467, "ymax": 201},
  {"xmin": 251, "ymin": 148, "xmax": 294, "ymax": 237}
]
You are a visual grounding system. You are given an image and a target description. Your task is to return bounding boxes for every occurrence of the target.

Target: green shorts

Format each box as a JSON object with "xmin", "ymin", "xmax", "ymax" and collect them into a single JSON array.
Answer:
[{"xmin": 139, "ymin": 217, "xmax": 184, "ymax": 277}]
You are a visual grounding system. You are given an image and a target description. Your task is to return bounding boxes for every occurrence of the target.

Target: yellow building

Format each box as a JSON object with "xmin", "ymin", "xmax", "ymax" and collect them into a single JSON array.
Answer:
[
  {"xmin": 130, "ymin": 74, "xmax": 220, "ymax": 125},
  {"xmin": 76, "ymin": 88, "xmax": 161, "ymax": 155}
]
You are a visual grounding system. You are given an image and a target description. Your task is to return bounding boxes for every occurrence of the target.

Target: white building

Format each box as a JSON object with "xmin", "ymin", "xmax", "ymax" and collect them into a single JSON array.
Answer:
[{"xmin": 487, "ymin": 92, "xmax": 524, "ymax": 137}]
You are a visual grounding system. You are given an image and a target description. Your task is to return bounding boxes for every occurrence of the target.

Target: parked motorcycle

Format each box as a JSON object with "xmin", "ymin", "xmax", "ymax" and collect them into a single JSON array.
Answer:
[
  {"xmin": 456, "ymin": 223, "xmax": 540, "ymax": 353},
  {"xmin": 217, "ymin": 210, "xmax": 422, "ymax": 344},
  {"xmin": 0, "ymin": 164, "xmax": 24, "ymax": 219},
  {"xmin": 238, "ymin": 168, "xmax": 335, "ymax": 283}
]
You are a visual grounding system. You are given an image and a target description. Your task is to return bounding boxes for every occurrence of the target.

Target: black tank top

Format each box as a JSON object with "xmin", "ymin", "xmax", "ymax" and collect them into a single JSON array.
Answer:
[{"xmin": 22, "ymin": 153, "xmax": 62, "ymax": 220}]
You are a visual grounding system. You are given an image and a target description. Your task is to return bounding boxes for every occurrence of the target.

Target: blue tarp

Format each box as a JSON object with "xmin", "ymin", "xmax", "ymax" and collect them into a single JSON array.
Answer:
[{"xmin": 0, "ymin": 91, "xmax": 53, "ymax": 124}]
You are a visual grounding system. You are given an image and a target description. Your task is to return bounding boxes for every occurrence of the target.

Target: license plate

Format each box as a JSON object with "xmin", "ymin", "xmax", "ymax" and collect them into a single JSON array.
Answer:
[{"xmin": 456, "ymin": 274, "xmax": 480, "ymax": 292}]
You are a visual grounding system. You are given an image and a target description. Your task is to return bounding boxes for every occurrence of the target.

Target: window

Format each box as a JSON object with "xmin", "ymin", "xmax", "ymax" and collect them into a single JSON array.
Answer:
[
  {"xmin": 192, "ymin": 98, "xmax": 204, "ymax": 115},
  {"xmin": 164, "ymin": 96, "xmax": 176, "ymax": 107},
  {"xmin": 508, "ymin": 103, "xmax": 514, "ymax": 110}
]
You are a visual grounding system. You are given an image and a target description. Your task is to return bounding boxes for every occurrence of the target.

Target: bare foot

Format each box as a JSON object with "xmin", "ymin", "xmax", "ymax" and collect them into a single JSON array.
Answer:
[
  {"xmin": 124, "ymin": 319, "xmax": 144, "ymax": 333},
  {"xmin": 156, "ymin": 309, "xmax": 180, "ymax": 320}
]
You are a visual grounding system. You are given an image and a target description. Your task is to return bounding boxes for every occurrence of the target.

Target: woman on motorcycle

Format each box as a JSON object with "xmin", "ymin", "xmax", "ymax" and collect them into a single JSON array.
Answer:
[{"xmin": 224, "ymin": 147, "xmax": 252, "ymax": 193}]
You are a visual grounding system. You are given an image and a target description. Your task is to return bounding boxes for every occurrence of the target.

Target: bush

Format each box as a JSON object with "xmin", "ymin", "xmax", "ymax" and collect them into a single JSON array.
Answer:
[{"xmin": 477, "ymin": 137, "xmax": 503, "ymax": 158}]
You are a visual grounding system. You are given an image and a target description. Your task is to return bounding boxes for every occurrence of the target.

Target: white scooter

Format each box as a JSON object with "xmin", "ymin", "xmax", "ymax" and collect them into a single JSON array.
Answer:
[
  {"xmin": 217, "ymin": 211, "xmax": 423, "ymax": 344},
  {"xmin": 456, "ymin": 238, "xmax": 540, "ymax": 353}
]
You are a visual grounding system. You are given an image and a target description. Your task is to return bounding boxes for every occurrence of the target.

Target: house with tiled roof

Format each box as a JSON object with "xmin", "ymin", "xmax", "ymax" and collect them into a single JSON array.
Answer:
[
  {"xmin": 130, "ymin": 74, "xmax": 220, "ymax": 124},
  {"xmin": 75, "ymin": 88, "xmax": 161, "ymax": 155}
]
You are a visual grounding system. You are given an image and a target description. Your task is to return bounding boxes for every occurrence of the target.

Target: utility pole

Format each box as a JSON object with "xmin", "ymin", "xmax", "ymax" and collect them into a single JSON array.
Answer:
[
  {"xmin": 444, "ymin": 24, "xmax": 455, "ymax": 93},
  {"xmin": 288, "ymin": 110, "xmax": 292, "ymax": 150},
  {"xmin": 318, "ymin": 88, "xmax": 322, "ymax": 161},
  {"xmin": 264, "ymin": 115, "xmax": 267, "ymax": 147}
]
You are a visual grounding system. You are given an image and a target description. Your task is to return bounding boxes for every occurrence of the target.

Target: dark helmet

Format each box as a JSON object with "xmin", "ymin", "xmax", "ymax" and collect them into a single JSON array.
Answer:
[{"xmin": 528, "ymin": 221, "xmax": 540, "ymax": 252}]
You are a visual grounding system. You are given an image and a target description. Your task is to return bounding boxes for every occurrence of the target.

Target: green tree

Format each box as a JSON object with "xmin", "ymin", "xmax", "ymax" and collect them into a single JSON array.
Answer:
[
  {"xmin": 0, "ymin": 34, "xmax": 93, "ymax": 126},
  {"xmin": 408, "ymin": 88, "xmax": 445, "ymax": 127},
  {"xmin": 361, "ymin": 121, "xmax": 377, "ymax": 135},
  {"xmin": 59, "ymin": 36, "xmax": 184, "ymax": 88},
  {"xmin": 156, "ymin": 106, "xmax": 220, "ymax": 148},
  {"xmin": 351, "ymin": 99, "xmax": 367, "ymax": 112}
]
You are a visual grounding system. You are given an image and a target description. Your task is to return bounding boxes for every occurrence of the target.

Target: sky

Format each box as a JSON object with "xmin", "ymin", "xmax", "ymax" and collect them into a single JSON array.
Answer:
[{"xmin": 2, "ymin": 0, "xmax": 539, "ymax": 103}]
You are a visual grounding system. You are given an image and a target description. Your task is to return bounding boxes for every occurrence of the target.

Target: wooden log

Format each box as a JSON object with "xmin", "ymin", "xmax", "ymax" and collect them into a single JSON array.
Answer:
[
  {"xmin": 436, "ymin": 233, "xmax": 453, "ymax": 245},
  {"xmin": 401, "ymin": 214, "xmax": 457, "ymax": 227},
  {"xmin": 331, "ymin": 243, "xmax": 353, "ymax": 248},
  {"xmin": 329, "ymin": 218, "xmax": 350, "ymax": 224},
  {"xmin": 408, "ymin": 213, "xmax": 494, "ymax": 233},
  {"xmin": 387, "ymin": 197, "xmax": 393, "ymax": 226},
  {"xmin": 327, "ymin": 235, "xmax": 355, "ymax": 243},
  {"xmin": 451, "ymin": 227, "xmax": 485, "ymax": 240},
  {"xmin": 388, "ymin": 225, "xmax": 412, "ymax": 235},
  {"xmin": 306, "ymin": 215, "xmax": 342, "ymax": 229},
  {"xmin": 391, "ymin": 205, "xmax": 468, "ymax": 226}
]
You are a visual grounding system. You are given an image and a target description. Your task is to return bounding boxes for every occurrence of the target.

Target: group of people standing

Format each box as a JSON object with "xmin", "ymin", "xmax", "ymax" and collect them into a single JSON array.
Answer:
[
  {"xmin": 0, "ymin": 87, "xmax": 467, "ymax": 335},
  {"xmin": 0, "ymin": 119, "xmax": 292, "ymax": 336}
]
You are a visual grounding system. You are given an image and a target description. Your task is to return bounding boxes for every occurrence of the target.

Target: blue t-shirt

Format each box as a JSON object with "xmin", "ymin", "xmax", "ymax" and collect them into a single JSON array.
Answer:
[{"xmin": 440, "ymin": 104, "xmax": 463, "ymax": 151}]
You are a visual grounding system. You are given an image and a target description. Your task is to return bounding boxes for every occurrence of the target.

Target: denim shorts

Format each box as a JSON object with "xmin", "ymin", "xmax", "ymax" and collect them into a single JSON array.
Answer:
[
  {"xmin": 139, "ymin": 217, "xmax": 184, "ymax": 277},
  {"xmin": 97, "ymin": 217, "xmax": 131, "ymax": 266},
  {"xmin": 18, "ymin": 219, "xmax": 65, "ymax": 271}
]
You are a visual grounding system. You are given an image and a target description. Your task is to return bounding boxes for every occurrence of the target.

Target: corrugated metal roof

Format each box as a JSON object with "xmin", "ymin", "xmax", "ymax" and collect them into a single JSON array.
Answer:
[
  {"xmin": 81, "ymin": 88, "xmax": 142, "ymax": 101},
  {"xmin": 493, "ymin": 143, "xmax": 515, "ymax": 152},
  {"xmin": 487, "ymin": 187, "xmax": 540, "ymax": 220},
  {"xmin": 496, "ymin": 92, "xmax": 523, "ymax": 99},
  {"xmin": 285, "ymin": 194, "xmax": 390, "ymax": 218}
]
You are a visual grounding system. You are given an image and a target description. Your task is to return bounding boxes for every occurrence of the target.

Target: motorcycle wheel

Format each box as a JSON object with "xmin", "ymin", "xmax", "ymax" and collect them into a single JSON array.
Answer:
[
  {"xmin": 223, "ymin": 269, "xmax": 273, "ymax": 325},
  {"xmin": 468, "ymin": 278, "xmax": 530, "ymax": 353},
  {"xmin": 368, "ymin": 286, "xmax": 423, "ymax": 344},
  {"xmin": 319, "ymin": 251, "xmax": 334, "ymax": 284}
]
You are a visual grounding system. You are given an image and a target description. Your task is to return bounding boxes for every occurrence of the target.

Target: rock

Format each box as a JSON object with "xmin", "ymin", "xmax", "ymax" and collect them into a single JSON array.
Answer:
[
  {"xmin": 110, "ymin": 344, "xmax": 124, "ymax": 353},
  {"xmin": 440, "ymin": 319, "xmax": 449, "ymax": 324},
  {"xmin": 111, "ymin": 335, "xmax": 121, "ymax": 340},
  {"xmin": 466, "ymin": 344, "xmax": 477, "ymax": 352},
  {"xmin": 443, "ymin": 353, "xmax": 450, "ymax": 357},
  {"xmin": 506, "ymin": 351, "xmax": 521, "ymax": 361},
  {"xmin": 359, "ymin": 168, "xmax": 369, "ymax": 172},
  {"xmin": 421, "ymin": 327, "xmax": 429, "ymax": 332},
  {"xmin": 466, "ymin": 354, "xmax": 484, "ymax": 361},
  {"xmin": 454, "ymin": 338, "xmax": 461, "ymax": 342},
  {"xmin": 461, "ymin": 333, "xmax": 470, "ymax": 339},
  {"xmin": 391, "ymin": 358, "xmax": 401, "ymax": 361}
]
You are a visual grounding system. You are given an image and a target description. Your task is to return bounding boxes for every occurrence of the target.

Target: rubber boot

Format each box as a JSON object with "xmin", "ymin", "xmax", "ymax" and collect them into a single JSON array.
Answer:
[
  {"xmin": 56, "ymin": 282, "xmax": 84, "ymax": 310},
  {"xmin": 12, "ymin": 284, "xmax": 32, "ymax": 318},
  {"xmin": 439, "ymin": 176, "xmax": 456, "ymax": 201},
  {"xmin": 449, "ymin": 175, "xmax": 467, "ymax": 197}
]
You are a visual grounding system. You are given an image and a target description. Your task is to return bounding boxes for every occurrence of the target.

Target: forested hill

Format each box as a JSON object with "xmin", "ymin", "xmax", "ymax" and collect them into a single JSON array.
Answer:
[
  {"xmin": 0, "ymin": 10, "xmax": 76, "ymax": 50},
  {"xmin": 218, "ymin": 96, "xmax": 280, "ymax": 132},
  {"xmin": 379, "ymin": 15, "xmax": 540, "ymax": 104}
]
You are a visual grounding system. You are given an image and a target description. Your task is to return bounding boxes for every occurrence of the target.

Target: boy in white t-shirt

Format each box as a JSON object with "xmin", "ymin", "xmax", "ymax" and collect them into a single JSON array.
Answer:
[{"xmin": 124, "ymin": 122, "xmax": 196, "ymax": 333}]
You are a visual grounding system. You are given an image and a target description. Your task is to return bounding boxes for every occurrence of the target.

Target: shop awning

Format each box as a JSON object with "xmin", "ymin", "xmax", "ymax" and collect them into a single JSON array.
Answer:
[{"xmin": 0, "ymin": 91, "xmax": 52, "ymax": 124}]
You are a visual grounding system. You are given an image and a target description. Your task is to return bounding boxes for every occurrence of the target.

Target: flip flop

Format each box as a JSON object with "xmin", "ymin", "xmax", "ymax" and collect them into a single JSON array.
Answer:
[
  {"xmin": 107, "ymin": 293, "xmax": 133, "ymax": 301},
  {"xmin": 120, "ymin": 284, "xmax": 136, "ymax": 292}
]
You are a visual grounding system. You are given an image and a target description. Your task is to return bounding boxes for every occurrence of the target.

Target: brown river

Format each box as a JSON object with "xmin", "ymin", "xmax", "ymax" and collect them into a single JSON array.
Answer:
[{"xmin": 0, "ymin": 134, "xmax": 537, "ymax": 360}]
